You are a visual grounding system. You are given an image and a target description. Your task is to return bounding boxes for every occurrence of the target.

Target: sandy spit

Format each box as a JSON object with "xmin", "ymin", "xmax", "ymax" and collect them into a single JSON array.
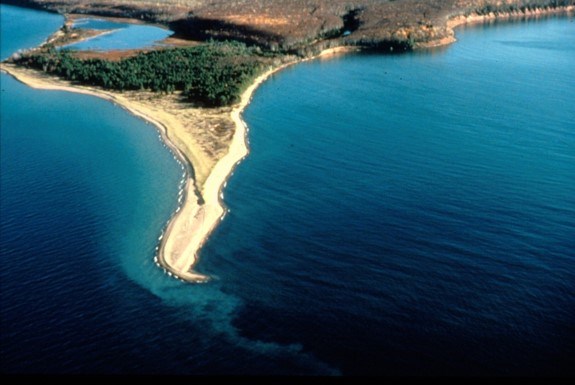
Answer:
[{"xmin": 4, "ymin": 3, "xmax": 569, "ymax": 282}]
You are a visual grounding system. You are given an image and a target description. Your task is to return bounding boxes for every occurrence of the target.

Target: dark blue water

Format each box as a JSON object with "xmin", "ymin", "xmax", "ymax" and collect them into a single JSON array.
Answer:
[
  {"xmin": 201, "ymin": 17, "xmax": 575, "ymax": 375},
  {"xmin": 0, "ymin": 4, "xmax": 338, "ymax": 375},
  {"xmin": 64, "ymin": 18, "xmax": 172, "ymax": 51},
  {"xmin": 1, "ymin": 4, "xmax": 574, "ymax": 375}
]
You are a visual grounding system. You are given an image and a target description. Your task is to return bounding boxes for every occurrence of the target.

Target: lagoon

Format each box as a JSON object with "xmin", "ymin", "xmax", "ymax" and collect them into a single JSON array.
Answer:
[{"xmin": 64, "ymin": 18, "xmax": 172, "ymax": 51}]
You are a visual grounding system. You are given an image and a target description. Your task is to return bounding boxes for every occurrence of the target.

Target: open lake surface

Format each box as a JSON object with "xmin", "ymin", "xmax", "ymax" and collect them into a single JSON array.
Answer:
[{"xmin": 1, "ymin": 4, "xmax": 573, "ymax": 375}]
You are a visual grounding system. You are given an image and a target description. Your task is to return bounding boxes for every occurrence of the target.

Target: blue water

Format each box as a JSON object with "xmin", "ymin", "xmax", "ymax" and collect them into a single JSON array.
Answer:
[
  {"xmin": 1, "ymin": 4, "xmax": 574, "ymax": 375},
  {"xmin": 73, "ymin": 18, "xmax": 132, "ymax": 30},
  {"xmin": 203, "ymin": 17, "xmax": 575, "ymax": 375},
  {"xmin": 0, "ymin": 3, "xmax": 64, "ymax": 59},
  {"xmin": 64, "ymin": 18, "xmax": 171, "ymax": 51}
]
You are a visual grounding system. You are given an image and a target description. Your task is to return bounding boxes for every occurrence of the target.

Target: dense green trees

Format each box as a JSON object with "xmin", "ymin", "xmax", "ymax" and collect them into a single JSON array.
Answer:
[{"xmin": 15, "ymin": 41, "xmax": 264, "ymax": 107}]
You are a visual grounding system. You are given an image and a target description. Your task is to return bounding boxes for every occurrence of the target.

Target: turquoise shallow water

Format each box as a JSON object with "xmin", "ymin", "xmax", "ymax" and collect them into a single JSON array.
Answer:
[
  {"xmin": 1, "ymin": 4, "xmax": 574, "ymax": 375},
  {"xmin": 0, "ymin": 3, "xmax": 63, "ymax": 59}
]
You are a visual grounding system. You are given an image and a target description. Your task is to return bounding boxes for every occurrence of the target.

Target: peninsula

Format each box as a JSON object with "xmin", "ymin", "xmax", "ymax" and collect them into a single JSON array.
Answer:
[{"xmin": 2, "ymin": 0, "xmax": 573, "ymax": 282}]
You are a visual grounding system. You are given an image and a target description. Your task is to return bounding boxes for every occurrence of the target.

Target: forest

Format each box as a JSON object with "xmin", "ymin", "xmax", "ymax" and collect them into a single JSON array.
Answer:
[
  {"xmin": 6, "ymin": 0, "xmax": 572, "ymax": 105},
  {"xmin": 13, "ymin": 41, "xmax": 265, "ymax": 107}
]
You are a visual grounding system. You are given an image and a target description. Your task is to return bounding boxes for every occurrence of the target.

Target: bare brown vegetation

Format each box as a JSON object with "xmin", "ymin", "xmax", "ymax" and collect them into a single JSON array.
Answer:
[{"xmin": 5, "ymin": 0, "xmax": 574, "ymax": 51}]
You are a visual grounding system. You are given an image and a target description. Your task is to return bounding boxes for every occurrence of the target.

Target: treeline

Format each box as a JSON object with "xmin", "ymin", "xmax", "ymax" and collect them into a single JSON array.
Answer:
[{"xmin": 14, "ymin": 41, "xmax": 264, "ymax": 107}]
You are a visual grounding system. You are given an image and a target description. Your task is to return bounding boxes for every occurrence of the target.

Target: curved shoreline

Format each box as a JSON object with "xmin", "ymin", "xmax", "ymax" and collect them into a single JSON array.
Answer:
[
  {"xmin": 426, "ymin": 4, "xmax": 575, "ymax": 48},
  {"xmin": 156, "ymin": 64, "xmax": 294, "ymax": 283},
  {"xmin": 0, "ymin": 60, "xmax": 298, "ymax": 283},
  {"xmin": 158, "ymin": 46, "xmax": 363, "ymax": 282},
  {"xmin": 2, "ymin": 4, "xmax": 572, "ymax": 283},
  {"xmin": 157, "ymin": 4, "xmax": 574, "ymax": 283},
  {"xmin": 447, "ymin": 4, "xmax": 574, "ymax": 30},
  {"xmin": 1, "ymin": 44, "xmax": 359, "ymax": 283},
  {"xmin": 0, "ymin": 63, "xmax": 210, "ymax": 281}
]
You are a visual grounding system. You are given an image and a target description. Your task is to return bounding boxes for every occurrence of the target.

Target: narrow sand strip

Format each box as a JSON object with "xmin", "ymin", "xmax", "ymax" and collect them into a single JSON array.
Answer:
[
  {"xmin": 1, "ymin": 43, "xmax": 361, "ymax": 283},
  {"xmin": 0, "ymin": 60, "xmax": 298, "ymax": 283},
  {"xmin": 0, "ymin": 63, "xmax": 218, "ymax": 282},
  {"xmin": 4, "ymin": 4, "xmax": 569, "ymax": 282},
  {"xmin": 159, "ymin": 63, "xmax": 297, "ymax": 282},
  {"xmin": 158, "ymin": 48, "xmax": 363, "ymax": 282}
]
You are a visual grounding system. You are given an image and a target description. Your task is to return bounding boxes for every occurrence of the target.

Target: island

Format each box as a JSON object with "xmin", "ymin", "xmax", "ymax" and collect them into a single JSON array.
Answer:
[{"xmin": 1, "ymin": 0, "xmax": 573, "ymax": 282}]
